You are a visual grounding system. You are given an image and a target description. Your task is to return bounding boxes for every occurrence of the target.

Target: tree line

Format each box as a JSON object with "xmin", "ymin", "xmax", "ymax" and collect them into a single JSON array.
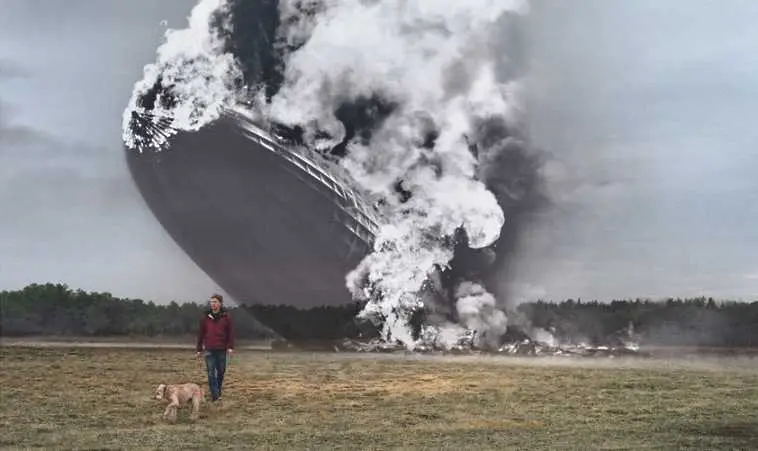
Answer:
[
  {"xmin": 1, "ymin": 283, "xmax": 757, "ymax": 347},
  {"xmin": 0, "ymin": 283, "xmax": 273, "ymax": 339},
  {"xmin": 517, "ymin": 297, "xmax": 758, "ymax": 347}
]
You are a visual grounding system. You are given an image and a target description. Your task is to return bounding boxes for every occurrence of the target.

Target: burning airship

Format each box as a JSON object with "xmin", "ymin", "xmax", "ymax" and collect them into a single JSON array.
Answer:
[{"xmin": 121, "ymin": 0, "xmax": 543, "ymax": 348}]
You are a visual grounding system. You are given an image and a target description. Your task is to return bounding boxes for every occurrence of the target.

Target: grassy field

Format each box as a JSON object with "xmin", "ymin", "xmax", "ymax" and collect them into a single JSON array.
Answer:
[{"xmin": 1, "ymin": 346, "xmax": 757, "ymax": 450}]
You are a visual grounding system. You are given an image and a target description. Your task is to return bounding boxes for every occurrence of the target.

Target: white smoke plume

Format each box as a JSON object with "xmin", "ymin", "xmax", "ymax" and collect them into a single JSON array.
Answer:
[
  {"xmin": 121, "ymin": 0, "xmax": 242, "ymax": 152},
  {"xmin": 455, "ymin": 282, "xmax": 509, "ymax": 344},
  {"xmin": 257, "ymin": 0, "xmax": 530, "ymax": 348}
]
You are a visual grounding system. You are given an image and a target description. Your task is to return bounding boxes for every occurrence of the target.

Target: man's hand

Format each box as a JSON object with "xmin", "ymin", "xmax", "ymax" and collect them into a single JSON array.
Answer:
[
  {"xmin": 195, "ymin": 351, "xmax": 202, "ymax": 359},
  {"xmin": 227, "ymin": 348, "xmax": 234, "ymax": 355}
]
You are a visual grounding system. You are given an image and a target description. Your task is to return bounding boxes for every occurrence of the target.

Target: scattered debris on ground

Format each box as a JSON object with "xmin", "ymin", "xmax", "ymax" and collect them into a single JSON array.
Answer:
[{"xmin": 334, "ymin": 337, "xmax": 645, "ymax": 358}]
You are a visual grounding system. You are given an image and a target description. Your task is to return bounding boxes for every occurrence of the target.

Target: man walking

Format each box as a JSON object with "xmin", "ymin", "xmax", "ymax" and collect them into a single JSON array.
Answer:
[{"xmin": 196, "ymin": 294, "xmax": 235, "ymax": 402}]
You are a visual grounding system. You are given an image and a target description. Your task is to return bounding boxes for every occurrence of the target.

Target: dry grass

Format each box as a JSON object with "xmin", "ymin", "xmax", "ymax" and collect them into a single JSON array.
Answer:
[{"xmin": 1, "ymin": 346, "xmax": 758, "ymax": 450}]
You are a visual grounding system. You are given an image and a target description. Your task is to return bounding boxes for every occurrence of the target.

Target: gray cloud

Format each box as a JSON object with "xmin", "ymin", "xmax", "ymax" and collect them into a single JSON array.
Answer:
[
  {"xmin": 0, "ymin": 59, "xmax": 28, "ymax": 79},
  {"xmin": 0, "ymin": 101, "xmax": 50, "ymax": 147}
]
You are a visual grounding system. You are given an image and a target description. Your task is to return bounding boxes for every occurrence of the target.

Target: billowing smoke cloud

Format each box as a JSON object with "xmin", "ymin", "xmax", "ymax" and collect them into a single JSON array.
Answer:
[{"xmin": 122, "ymin": 0, "xmax": 548, "ymax": 350}]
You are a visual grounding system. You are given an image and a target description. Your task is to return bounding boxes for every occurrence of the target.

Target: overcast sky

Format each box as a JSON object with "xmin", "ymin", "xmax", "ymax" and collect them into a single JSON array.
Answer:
[
  {"xmin": 516, "ymin": 0, "xmax": 758, "ymax": 302},
  {"xmin": 0, "ymin": 0, "xmax": 226, "ymax": 304},
  {"xmin": 1, "ymin": 0, "xmax": 756, "ymax": 304}
]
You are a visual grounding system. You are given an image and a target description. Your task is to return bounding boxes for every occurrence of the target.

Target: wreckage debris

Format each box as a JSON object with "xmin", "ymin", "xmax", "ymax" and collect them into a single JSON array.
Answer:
[
  {"xmin": 277, "ymin": 323, "xmax": 647, "ymax": 358},
  {"xmin": 334, "ymin": 338, "xmax": 646, "ymax": 358}
]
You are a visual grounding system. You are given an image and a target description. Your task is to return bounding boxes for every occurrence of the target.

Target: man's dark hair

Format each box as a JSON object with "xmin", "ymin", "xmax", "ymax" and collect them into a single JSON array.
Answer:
[{"xmin": 210, "ymin": 293, "xmax": 224, "ymax": 303}]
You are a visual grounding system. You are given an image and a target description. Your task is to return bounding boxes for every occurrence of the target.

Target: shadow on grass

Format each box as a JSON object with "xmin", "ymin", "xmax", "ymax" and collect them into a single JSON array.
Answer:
[{"xmin": 679, "ymin": 421, "xmax": 758, "ymax": 448}]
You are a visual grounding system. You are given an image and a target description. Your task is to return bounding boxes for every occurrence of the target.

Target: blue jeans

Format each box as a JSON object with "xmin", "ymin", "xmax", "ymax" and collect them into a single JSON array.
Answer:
[{"xmin": 204, "ymin": 350, "xmax": 227, "ymax": 401}]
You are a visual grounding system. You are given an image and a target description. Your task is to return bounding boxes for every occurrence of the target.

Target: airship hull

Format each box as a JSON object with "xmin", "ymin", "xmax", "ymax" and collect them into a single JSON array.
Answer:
[{"xmin": 125, "ymin": 108, "xmax": 379, "ymax": 313}]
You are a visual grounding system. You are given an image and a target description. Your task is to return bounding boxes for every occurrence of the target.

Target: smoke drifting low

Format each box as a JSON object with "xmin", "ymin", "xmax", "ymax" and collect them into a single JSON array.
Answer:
[{"xmin": 122, "ymin": 0, "xmax": 549, "ymax": 350}]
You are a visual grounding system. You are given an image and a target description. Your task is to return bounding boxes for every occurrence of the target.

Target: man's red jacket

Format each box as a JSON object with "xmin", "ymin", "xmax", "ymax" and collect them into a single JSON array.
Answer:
[{"xmin": 196, "ymin": 309, "xmax": 235, "ymax": 352}]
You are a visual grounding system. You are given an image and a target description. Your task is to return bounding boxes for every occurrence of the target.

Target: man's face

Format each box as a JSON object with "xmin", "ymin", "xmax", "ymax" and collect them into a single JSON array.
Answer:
[{"xmin": 210, "ymin": 298, "xmax": 221, "ymax": 312}]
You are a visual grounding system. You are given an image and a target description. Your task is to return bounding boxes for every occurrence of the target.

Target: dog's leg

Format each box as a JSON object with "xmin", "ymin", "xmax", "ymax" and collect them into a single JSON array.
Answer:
[
  {"xmin": 190, "ymin": 395, "xmax": 201, "ymax": 421},
  {"xmin": 165, "ymin": 396, "xmax": 180, "ymax": 422},
  {"xmin": 162, "ymin": 403, "xmax": 173, "ymax": 420}
]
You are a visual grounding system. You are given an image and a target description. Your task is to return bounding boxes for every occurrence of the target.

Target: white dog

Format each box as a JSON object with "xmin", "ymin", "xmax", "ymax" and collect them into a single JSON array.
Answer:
[{"xmin": 154, "ymin": 382, "xmax": 204, "ymax": 422}]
